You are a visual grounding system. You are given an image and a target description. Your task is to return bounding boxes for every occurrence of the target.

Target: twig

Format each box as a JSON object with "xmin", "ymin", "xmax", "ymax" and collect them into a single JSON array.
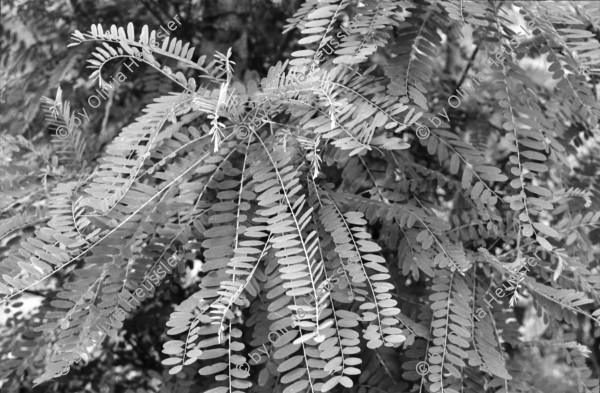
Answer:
[
  {"xmin": 455, "ymin": 46, "xmax": 479, "ymax": 94},
  {"xmin": 99, "ymin": 65, "xmax": 119, "ymax": 139},
  {"xmin": 23, "ymin": 289, "xmax": 49, "ymax": 298}
]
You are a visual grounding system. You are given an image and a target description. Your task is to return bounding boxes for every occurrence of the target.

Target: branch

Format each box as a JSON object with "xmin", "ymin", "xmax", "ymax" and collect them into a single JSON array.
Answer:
[{"xmin": 454, "ymin": 46, "xmax": 479, "ymax": 94}]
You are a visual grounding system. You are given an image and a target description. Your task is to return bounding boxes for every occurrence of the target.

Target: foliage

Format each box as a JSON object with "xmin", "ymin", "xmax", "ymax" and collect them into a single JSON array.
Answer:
[{"xmin": 1, "ymin": 0, "xmax": 600, "ymax": 393}]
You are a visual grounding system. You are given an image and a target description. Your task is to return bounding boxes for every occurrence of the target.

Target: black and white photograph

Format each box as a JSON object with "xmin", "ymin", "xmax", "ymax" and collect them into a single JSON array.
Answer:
[{"xmin": 0, "ymin": 1, "xmax": 599, "ymax": 392}]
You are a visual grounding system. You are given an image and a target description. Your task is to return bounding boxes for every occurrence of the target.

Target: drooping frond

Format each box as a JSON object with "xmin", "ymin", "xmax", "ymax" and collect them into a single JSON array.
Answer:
[
  {"xmin": 525, "ymin": 278, "xmax": 600, "ymax": 326},
  {"xmin": 533, "ymin": 1, "xmax": 600, "ymax": 74},
  {"xmin": 384, "ymin": 0, "xmax": 444, "ymax": 110},
  {"xmin": 439, "ymin": 0, "xmax": 491, "ymax": 27},
  {"xmin": 332, "ymin": 192, "xmax": 472, "ymax": 273},
  {"xmin": 468, "ymin": 269, "xmax": 512, "ymax": 381},
  {"xmin": 0, "ymin": 207, "xmax": 47, "ymax": 242},
  {"xmin": 332, "ymin": 0, "xmax": 400, "ymax": 66},
  {"xmin": 486, "ymin": 50, "xmax": 561, "ymax": 251},
  {"xmin": 563, "ymin": 343, "xmax": 600, "ymax": 393},
  {"xmin": 40, "ymin": 86, "xmax": 88, "ymax": 167},
  {"xmin": 287, "ymin": 0, "xmax": 350, "ymax": 68},
  {"xmin": 78, "ymin": 92, "xmax": 192, "ymax": 213},
  {"xmin": 426, "ymin": 270, "xmax": 473, "ymax": 393},
  {"xmin": 0, "ymin": 182, "xmax": 95, "ymax": 298},
  {"xmin": 317, "ymin": 191, "xmax": 404, "ymax": 348}
]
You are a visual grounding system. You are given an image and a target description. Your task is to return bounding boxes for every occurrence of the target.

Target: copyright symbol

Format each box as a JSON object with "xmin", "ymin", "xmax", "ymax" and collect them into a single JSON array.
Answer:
[
  {"xmin": 236, "ymin": 125, "xmax": 251, "ymax": 139},
  {"xmin": 55, "ymin": 126, "xmax": 70, "ymax": 139},
  {"xmin": 416, "ymin": 361, "xmax": 429, "ymax": 376},
  {"xmin": 235, "ymin": 362, "xmax": 250, "ymax": 377},
  {"xmin": 415, "ymin": 123, "xmax": 430, "ymax": 139}
]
